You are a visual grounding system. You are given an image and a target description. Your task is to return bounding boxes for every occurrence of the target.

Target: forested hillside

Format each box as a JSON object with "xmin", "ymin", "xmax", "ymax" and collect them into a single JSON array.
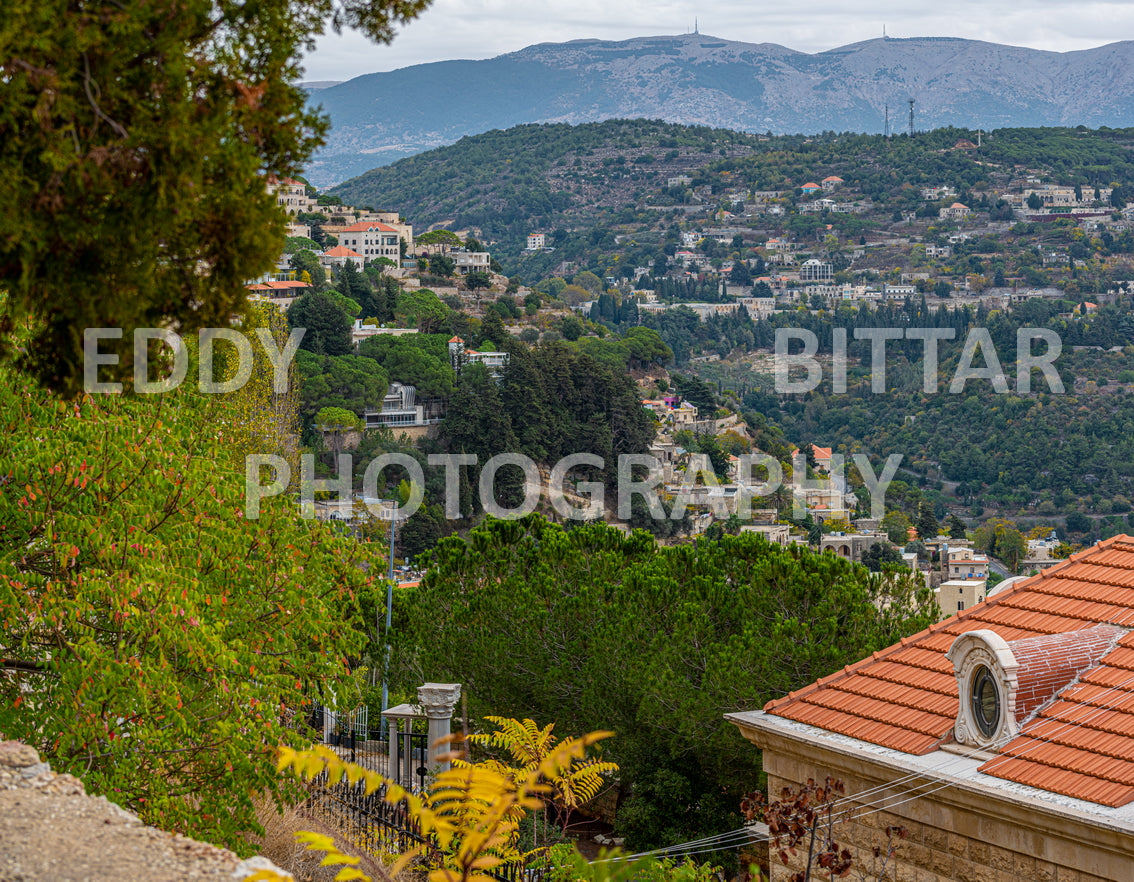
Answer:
[
  {"xmin": 330, "ymin": 123, "xmax": 1134, "ymax": 274},
  {"xmin": 329, "ymin": 118, "xmax": 755, "ymax": 247}
]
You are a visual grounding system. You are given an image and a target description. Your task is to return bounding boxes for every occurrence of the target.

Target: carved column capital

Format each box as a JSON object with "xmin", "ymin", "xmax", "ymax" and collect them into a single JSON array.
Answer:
[{"xmin": 417, "ymin": 683, "xmax": 461, "ymax": 720}]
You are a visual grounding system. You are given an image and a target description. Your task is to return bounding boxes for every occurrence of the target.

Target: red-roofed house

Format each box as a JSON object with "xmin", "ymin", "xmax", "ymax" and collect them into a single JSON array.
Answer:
[
  {"xmin": 810, "ymin": 444, "xmax": 833, "ymax": 472},
  {"xmin": 728, "ymin": 535, "xmax": 1134, "ymax": 881},
  {"xmin": 939, "ymin": 202, "xmax": 972, "ymax": 220},
  {"xmin": 321, "ymin": 245, "xmax": 364, "ymax": 269},
  {"xmin": 246, "ymin": 279, "xmax": 311, "ymax": 310},
  {"xmin": 267, "ymin": 176, "xmax": 315, "ymax": 216},
  {"xmin": 800, "ymin": 182, "xmax": 821, "ymax": 195},
  {"xmin": 336, "ymin": 221, "xmax": 402, "ymax": 263},
  {"xmin": 821, "ymin": 176, "xmax": 844, "ymax": 191}
]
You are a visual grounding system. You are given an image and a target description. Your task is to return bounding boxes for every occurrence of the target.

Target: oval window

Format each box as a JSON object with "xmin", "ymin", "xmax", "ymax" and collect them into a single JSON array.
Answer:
[{"xmin": 970, "ymin": 665, "xmax": 1000, "ymax": 738}]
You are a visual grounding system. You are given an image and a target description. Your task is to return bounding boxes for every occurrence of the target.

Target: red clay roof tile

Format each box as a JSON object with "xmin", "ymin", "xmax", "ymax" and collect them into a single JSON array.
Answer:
[{"xmin": 764, "ymin": 535, "xmax": 1134, "ymax": 806}]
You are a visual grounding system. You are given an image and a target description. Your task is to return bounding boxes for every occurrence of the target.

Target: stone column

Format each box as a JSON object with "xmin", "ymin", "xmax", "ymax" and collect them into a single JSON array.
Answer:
[
  {"xmin": 387, "ymin": 721, "xmax": 399, "ymax": 783},
  {"xmin": 416, "ymin": 683, "xmax": 461, "ymax": 772}
]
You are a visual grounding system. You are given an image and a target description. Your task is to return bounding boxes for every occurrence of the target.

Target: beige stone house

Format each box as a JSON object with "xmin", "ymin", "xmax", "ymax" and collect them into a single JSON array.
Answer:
[{"xmin": 728, "ymin": 535, "xmax": 1134, "ymax": 881}]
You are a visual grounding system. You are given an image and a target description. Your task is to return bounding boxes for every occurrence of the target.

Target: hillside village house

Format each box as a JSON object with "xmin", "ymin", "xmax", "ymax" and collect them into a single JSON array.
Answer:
[
  {"xmin": 728, "ymin": 536, "xmax": 1134, "ymax": 882},
  {"xmin": 921, "ymin": 185, "xmax": 957, "ymax": 200},
  {"xmin": 947, "ymin": 546, "xmax": 990, "ymax": 581},
  {"xmin": 268, "ymin": 176, "xmax": 315, "ymax": 216},
  {"xmin": 321, "ymin": 245, "xmax": 365, "ymax": 269},
  {"xmin": 939, "ymin": 202, "xmax": 972, "ymax": 220},
  {"xmin": 363, "ymin": 382, "xmax": 441, "ymax": 437},
  {"xmin": 336, "ymin": 221, "xmax": 402, "ymax": 263},
  {"xmin": 799, "ymin": 258, "xmax": 834, "ymax": 282},
  {"xmin": 937, "ymin": 575, "xmax": 988, "ymax": 617},
  {"xmin": 447, "ymin": 336, "xmax": 508, "ymax": 376},
  {"xmin": 451, "ymin": 251, "xmax": 492, "ymax": 275},
  {"xmin": 526, "ymin": 232, "xmax": 547, "ymax": 250},
  {"xmin": 245, "ymin": 279, "xmax": 311, "ymax": 310}
]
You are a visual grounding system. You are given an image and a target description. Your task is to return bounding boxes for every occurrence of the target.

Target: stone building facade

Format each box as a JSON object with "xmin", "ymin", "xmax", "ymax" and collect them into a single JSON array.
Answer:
[{"xmin": 728, "ymin": 536, "xmax": 1134, "ymax": 882}]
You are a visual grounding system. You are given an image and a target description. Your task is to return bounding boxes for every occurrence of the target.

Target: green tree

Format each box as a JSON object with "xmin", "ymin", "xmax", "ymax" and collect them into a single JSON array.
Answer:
[
  {"xmin": 441, "ymin": 363, "xmax": 522, "ymax": 509},
  {"xmin": 284, "ymin": 236, "xmax": 320, "ymax": 253},
  {"xmin": 335, "ymin": 258, "xmax": 373, "ymax": 309},
  {"xmin": 973, "ymin": 518, "xmax": 1028, "ymax": 573},
  {"xmin": 314, "ymin": 405, "xmax": 359, "ymax": 429},
  {"xmin": 1027, "ymin": 192, "xmax": 1043, "ymax": 210},
  {"xmin": 573, "ymin": 270, "xmax": 603, "ymax": 295},
  {"xmin": 882, "ymin": 510, "xmax": 913, "ymax": 545},
  {"xmin": 290, "ymin": 249, "xmax": 326, "ymax": 290},
  {"xmin": 465, "ymin": 270, "xmax": 492, "ymax": 290},
  {"xmin": 0, "ymin": 364, "xmax": 379, "ymax": 852},
  {"xmin": 396, "ymin": 518, "xmax": 936, "ymax": 852},
  {"xmin": 728, "ymin": 261, "xmax": 752, "ymax": 286},
  {"xmin": 862, "ymin": 542, "xmax": 903, "ymax": 571},
  {"xmin": 314, "ymin": 405, "xmax": 360, "ymax": 456},
  {"xmin": 295, "ymin": 351, "xmax": 388, "ymax": 424},
  {"xmin": 561, "ymin": 315, "xmax": 584, "ymax": 341},
  {"xmin": 416, "ymin": 229, "xmax": 463, "ymax": 248},
  {"xmin": 429, "ymin": 253, "xmax": 457, "ymax": 277},
  {"xmin": 287, "ymin": 292, "xmax": 352, "ymax": 356},
  {"xmin": 916, "ymin": 501, "xmax": 939, "ymax": 539},
  {"xmin": 0, "ymin": 0, "xmax": 432, "ymax": 392},
  {"xmin": 1065, "ymin": 511, "xmax": 1092, "ymax": 534},
  {"xmin": 328, "ymin": 290, "xmax": 362, "ymax": 318},
  {"xmin": 623, "ymin": 327, "xmax": 673, "ymax": 368},
  {"xmin": 396, "ymin": 289, "xmax": 451, "ymax": 333},
  {"xmin": 479, "ymin": 310, "xmax": 507, "ymax": 350},
  {"xmin": 359, "ymin": 334, "xmax": 455, "ymax": 398}
]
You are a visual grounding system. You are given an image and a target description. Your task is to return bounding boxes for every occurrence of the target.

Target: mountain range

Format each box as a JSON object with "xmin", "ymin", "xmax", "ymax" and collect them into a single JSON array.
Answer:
[{"xmin": 303, "ymin": 33, "xmax": 1134, "ymax": 188}]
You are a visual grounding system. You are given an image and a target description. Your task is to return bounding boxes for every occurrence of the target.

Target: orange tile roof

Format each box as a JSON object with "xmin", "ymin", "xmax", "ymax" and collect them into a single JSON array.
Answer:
[
  {"xmin": 338, "ymin": 221, "xmax": 398, "ymax": 233},
  {"xmin": 246, "ymin": 280, "xmax": 311, "ymax": 291},
  {"xmin": 324, "ymin": 246, "xmax": 363, "ymax": 258},
  {"xmin": 764, "ymin": 535, "xmax": 1134, "ymax": 805}
]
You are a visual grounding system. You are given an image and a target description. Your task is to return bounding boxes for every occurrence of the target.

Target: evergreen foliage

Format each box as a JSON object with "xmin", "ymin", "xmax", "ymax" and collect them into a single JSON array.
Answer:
[
  {"xmin": 0, "ymin": 0, "xmax": 433, "ymax": 392},
  {"xmin": 396, "ymin": 517, "xmax": 937, "ymax": 851}
]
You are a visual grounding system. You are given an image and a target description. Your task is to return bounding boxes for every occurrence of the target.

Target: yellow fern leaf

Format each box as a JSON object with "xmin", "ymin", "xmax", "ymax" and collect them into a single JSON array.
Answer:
[
  {"xmin": 245, "ymin": 871, "xmax": 291, "ymax": 882},
  {"xmin": 296, "ymin": 832, "xmax": 336, "ymax": 852},
  {"xmin": 321, "ymin": 853, "xmax": 361, "ymax": 866}
]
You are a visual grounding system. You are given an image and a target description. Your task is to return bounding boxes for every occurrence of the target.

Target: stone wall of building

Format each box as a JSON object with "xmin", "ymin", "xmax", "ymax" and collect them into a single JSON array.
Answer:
[{"xmin": 762, "ymin": 762, "xmax": 1123, "ymax": 882}]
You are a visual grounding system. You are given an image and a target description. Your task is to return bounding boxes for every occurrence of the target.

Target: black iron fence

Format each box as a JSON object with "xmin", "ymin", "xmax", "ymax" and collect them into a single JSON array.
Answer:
[{"xmin": 303, "ymin": 748, "xmax": 552, "ymax": 882}]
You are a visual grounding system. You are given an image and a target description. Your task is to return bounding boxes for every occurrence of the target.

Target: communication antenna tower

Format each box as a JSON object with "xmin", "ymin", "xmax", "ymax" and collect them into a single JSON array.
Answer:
[{"xmin": 908, "ymin": 99, "xmax": 915, "ymax": 137}]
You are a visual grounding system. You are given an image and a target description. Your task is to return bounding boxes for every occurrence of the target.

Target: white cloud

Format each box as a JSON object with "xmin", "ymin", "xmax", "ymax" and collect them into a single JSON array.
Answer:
[{"xmin": 300, "ymin": 0, "xmax": 1133, "ymax": 83}]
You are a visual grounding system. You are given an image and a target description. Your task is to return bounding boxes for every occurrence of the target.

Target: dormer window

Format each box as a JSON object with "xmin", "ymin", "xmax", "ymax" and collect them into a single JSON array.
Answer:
[
  {"xmin": 947, "ymin": 624, "xmax": 1123, "ymax": 752},
  {"xmin": 946, "ymin": 630, "xmax": 1018, "ymax": 750},
  {"xmin": 970, "ymin": 665, "xmax": 1000, "ymax": 738}
]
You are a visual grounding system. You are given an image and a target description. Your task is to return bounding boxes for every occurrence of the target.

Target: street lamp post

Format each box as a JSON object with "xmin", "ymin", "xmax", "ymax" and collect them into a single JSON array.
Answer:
[{"xmin": 380, "ymin": 503, "xmax": 396, "ymax": 741}]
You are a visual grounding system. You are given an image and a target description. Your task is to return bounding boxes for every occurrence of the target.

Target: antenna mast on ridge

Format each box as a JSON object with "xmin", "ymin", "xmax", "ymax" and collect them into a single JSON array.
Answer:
[
  {"xmin": 908, "ymin": 99, "xmax": 915, "ymax": 137},
  {"xmin": 884, "ymin": 104, "xmax": 890, "ymax": 138}
]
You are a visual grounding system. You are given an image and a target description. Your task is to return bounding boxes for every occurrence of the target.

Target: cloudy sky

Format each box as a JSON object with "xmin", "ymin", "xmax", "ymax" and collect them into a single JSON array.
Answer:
[{"xmin": 301, "ymin": 0, "xmax": 1132, "ymax": 83}]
